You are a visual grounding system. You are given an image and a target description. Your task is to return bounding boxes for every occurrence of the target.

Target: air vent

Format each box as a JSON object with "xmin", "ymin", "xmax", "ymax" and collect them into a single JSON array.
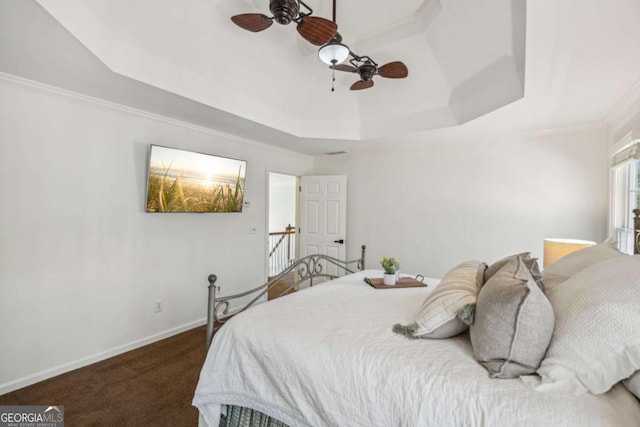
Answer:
[{"xmin": 325, "ymin": 151, "xmax": 347, "ymax": 155}]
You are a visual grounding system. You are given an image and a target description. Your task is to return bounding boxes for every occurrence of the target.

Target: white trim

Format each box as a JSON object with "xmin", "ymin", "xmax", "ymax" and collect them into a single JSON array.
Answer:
[
  {"xmin": 0, "ymin": 71, "xmax": 609, "ymax": 158},
  {"xmin": 0, "ymin": 71, "xmax": 311, "ymax": 160},
  {"xmin": 0, "ymin": 318, "xmax": 207, "ymax": 395},
  {"xmin": 611, "ymin": 144, "xmax": 640, "ymax": 168},
  {"xmin": 604, "ymin": 76, "xmax": 640, "ymax": 131},
  {"xmin": 609, "ymin": 129, "xmax": 640, "ymax": 157}
]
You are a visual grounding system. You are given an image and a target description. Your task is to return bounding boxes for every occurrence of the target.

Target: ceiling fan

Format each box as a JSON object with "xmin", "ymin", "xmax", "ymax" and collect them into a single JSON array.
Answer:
[
  {"xmin": 315, "ymin": 0, "xmax": 408, "ymax": 91},
  {"xmin": 330, "ymin": 55, "xmax": 409, "ymax": 91},
  {"xmin": 231, "ymin": 0, "xmax": 338, "ymax": 46}
]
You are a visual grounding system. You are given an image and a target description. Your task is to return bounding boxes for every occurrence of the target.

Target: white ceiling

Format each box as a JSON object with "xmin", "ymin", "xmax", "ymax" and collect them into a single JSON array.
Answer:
[
  {"xmin": 34, "ymin": 0, "xmax": 528, "ymax": 141},
  {"xmin": 5, "ymin": 0, "xmax": 640, "ymax": 153}
]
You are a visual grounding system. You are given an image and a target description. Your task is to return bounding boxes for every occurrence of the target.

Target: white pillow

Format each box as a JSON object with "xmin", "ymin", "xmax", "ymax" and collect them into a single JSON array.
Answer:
[
  {"xmin": 535, "ymin": 256, "xmax": 640, "ymax": 395},
  {"xmin": 393, "ymin": 260, "xmax": 485, "ymax": 339}
]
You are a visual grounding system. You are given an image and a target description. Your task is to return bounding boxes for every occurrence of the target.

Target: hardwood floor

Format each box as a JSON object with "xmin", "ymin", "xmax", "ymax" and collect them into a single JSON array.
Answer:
[
  {"xmin": 0, "ymin": 326, "xmax": 208, "ymax": 426},
  {"xmin": 267, "ymin": 271, "xmax": 297, "ymax": 300}
]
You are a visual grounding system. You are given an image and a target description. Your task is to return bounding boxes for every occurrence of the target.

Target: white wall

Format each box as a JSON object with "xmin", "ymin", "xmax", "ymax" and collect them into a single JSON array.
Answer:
[
  {"xmin": 313, "ymin": 126, "xmax": 609, "ymax": 278},
  {"xmin": 0, "ymin": 73, "xmax": 613, "ymax": 394},
  {"xmin": 0, "ymin": 76, "xmax": 313, "ymax": 393}
]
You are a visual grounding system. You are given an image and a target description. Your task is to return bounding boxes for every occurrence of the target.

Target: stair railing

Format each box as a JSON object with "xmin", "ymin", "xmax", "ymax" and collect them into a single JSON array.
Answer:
[{"xmin": 268, "ymin": 224, "xmax": 295, "ymax": 276}]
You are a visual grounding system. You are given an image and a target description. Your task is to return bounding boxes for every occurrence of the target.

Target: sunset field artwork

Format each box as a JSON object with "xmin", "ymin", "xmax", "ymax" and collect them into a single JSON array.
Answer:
[{"xmin": 145, "ymin": 145, "xmax": 247, "ymax": 213}]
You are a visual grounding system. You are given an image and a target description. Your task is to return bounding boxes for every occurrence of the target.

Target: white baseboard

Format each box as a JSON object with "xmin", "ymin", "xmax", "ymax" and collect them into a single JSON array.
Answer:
[{"xmin": 0, "ymin": 318, "xmax": 207, "ymax": 396}]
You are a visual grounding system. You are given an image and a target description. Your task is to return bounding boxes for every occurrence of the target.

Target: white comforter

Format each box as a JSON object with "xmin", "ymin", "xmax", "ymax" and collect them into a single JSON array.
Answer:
[{"xmin": 193, "ymin": 270, "xmax": 640, "ymax": 427}]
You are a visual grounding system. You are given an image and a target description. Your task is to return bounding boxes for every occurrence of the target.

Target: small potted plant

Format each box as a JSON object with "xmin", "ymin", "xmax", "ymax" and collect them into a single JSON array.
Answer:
[{"xmin": 381, "ymin": 256, "xmax": 400, "ymax": 285}]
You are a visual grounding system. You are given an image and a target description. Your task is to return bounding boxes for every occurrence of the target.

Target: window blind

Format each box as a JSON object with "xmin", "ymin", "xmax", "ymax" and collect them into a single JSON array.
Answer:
[{"xmin": 611, "ymin": 142, "xmax": 640, "ymax": 168}]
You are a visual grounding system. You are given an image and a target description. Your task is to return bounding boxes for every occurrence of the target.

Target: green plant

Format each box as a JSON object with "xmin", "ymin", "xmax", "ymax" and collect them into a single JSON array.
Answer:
[{"xmin": 380, "ymin": 256, "xmax": 400, "ymax": 274}]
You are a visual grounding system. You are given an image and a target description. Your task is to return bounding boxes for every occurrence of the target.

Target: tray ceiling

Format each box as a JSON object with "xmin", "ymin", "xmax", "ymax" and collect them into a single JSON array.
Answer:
[
  {"xmin": 1, "ymin": 0, "xmax": 637, "ymax": 153},
  {"xmin": 34, "ymin": 0, "xmax": 526, "ymax": 140}
]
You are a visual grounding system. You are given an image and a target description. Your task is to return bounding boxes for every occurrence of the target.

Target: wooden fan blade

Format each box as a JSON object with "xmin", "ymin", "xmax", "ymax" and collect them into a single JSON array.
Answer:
[
  {"xmin": 231, "ymin": 14, "xmax": 273, "ymax": 32},
  {"xmin": 297, "ymin": 16, "xmax": 338, "ymax": 46},
  {"xmin": 378, "ymin": 61, "xmax": 408, "ymax": 79},
  {"xmin": 350, "ymin": 80, "xmax": 374, "ymax": 91},
  {"xmin": 330, "ymin": 64, "xmax": 358, "ymax": 73}
]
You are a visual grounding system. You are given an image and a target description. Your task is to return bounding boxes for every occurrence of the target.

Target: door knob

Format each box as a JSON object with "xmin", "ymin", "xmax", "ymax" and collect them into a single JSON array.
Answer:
[{"xmin": 334, "ymin": 239, "xmax": 345, "ymax": 244}]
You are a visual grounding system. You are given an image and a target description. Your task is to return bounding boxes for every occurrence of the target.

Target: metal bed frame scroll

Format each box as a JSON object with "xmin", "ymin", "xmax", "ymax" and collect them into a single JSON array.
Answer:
[{"xmin": 206, "ymin": 245, "xmax": 366, "ymax": 348}]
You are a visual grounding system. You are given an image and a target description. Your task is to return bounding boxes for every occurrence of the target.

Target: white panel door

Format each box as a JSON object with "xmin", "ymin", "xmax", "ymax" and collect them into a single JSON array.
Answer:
[{"xmin": 299, "ymin": 175, "xmax": 347, "ymax": 277}]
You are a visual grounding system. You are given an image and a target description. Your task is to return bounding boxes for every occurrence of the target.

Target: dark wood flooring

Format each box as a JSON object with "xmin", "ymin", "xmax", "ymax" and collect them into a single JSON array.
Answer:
[{"xmin": 0, "ymin": 325, "xmax": 208, "ymax": 426}]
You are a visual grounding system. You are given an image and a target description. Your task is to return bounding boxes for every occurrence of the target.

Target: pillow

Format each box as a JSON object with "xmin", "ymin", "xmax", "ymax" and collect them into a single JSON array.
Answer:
[
  {"xmin": 624, "ymin": 372, "xmax": 640, "ymax": 399},
  {"xmin": 393, "ymin": 260, "xmax": 485, "ymax": 339},
  {"xmin": 484, "ymin": 252, "xmax": 530, "ymax": 281},
  {"xmin": 541, "ymin": 240, "xmax": 626, "ymax": 292},
  {"xmin": 470, "ymin": 256, "xmax": 554, "ymax": 379},
  {"xmin": 485, "ymin": 252, "xmax": 543, "ymax": 290},
  {"xmin": 535, "ymin": 256, "xmax": 640, "ymax": 395}
]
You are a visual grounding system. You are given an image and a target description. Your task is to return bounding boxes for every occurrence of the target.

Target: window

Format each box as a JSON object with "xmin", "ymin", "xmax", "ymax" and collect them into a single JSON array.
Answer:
[{"xmin": 610, "ymin": 134, "xmax": 640, "ymax": 254}]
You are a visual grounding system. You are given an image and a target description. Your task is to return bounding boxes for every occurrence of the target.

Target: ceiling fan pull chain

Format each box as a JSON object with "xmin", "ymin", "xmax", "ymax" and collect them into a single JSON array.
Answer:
[{"xmin": 331, "ymin": 67, "xmax": 336, "ymax": 92}]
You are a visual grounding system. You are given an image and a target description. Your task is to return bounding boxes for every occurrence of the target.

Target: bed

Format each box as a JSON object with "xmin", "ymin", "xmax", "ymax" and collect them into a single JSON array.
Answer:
[{"xmin": 194, "ymin": 213, "xmax": 640, "ymax": 427}]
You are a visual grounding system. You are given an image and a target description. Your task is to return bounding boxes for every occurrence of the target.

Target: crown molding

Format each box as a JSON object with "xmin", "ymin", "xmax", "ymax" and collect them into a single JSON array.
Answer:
[
  {"xmin": 0, "ymin": 72, "xmax": 313, "ymax": 160},
  {"xmin": 604, "ymin": 76, "xmax": 640, "ymax": 134}
]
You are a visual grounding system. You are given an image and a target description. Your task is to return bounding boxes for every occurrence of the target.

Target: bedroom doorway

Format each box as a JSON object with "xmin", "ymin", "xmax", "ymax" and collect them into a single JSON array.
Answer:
[
  {"xmin": 268, "ymin": 173, "xmax": 298, "ymax": 286},
  {"xmin": 298, "ymin": 175, "xmax": 347, "ymax": 277}
]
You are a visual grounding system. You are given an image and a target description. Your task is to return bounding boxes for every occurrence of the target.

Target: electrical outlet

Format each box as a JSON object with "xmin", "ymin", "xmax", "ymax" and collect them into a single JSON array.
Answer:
[{"xmin": 155, "ymin": 299, "xmax": 163, "ymax": 313}]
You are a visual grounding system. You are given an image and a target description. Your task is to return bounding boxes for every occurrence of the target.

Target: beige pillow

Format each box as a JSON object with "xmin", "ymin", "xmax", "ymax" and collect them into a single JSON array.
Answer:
[
  {"xmin": 470, "ymin": 256, "xmax": 554, "ymax": 379},
  {"xmin": 393, "ymin": 260, "xmax": 485, "ymax": 339},
  {"xmin": 535, "ymin": 256, "xmax": 640, "ymax": 395}
]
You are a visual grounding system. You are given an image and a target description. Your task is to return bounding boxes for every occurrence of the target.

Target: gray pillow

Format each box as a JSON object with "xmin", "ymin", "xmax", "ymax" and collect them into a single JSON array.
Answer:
[
  {"xmin": 485, "ymin": 252, "xmax": 543, "ymax": 290},
  {"xmin": 470, "ymin": 256, "xmax": 554, "ymax": 379},
  {"xmin": 484, "ymin": 252, "xmax": 529, "ymax": 282}
]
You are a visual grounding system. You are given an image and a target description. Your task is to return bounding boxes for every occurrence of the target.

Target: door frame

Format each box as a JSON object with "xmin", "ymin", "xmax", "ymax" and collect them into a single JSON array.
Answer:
[{"xmin": 265, "ymin": 170, "xmax": 300, "ymax": 279}]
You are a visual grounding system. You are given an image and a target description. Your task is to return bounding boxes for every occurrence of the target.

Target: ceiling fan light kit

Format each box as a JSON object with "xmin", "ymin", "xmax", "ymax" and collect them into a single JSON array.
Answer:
[{"xmin": 318, "ymin": 41, "xmax": 350, "ymax": 65}]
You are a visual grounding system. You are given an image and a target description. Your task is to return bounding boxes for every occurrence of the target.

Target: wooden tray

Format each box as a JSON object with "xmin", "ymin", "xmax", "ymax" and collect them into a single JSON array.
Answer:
[{"xmin": 364, "ymin": 276, "xmax": 427, "ymax": 289}]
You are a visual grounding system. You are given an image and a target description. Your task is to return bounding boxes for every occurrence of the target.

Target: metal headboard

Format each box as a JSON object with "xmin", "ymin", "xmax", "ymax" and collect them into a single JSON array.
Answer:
[{"xmin": 206, "ymin": 245, "xmax": 366, "ymax": 348}]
